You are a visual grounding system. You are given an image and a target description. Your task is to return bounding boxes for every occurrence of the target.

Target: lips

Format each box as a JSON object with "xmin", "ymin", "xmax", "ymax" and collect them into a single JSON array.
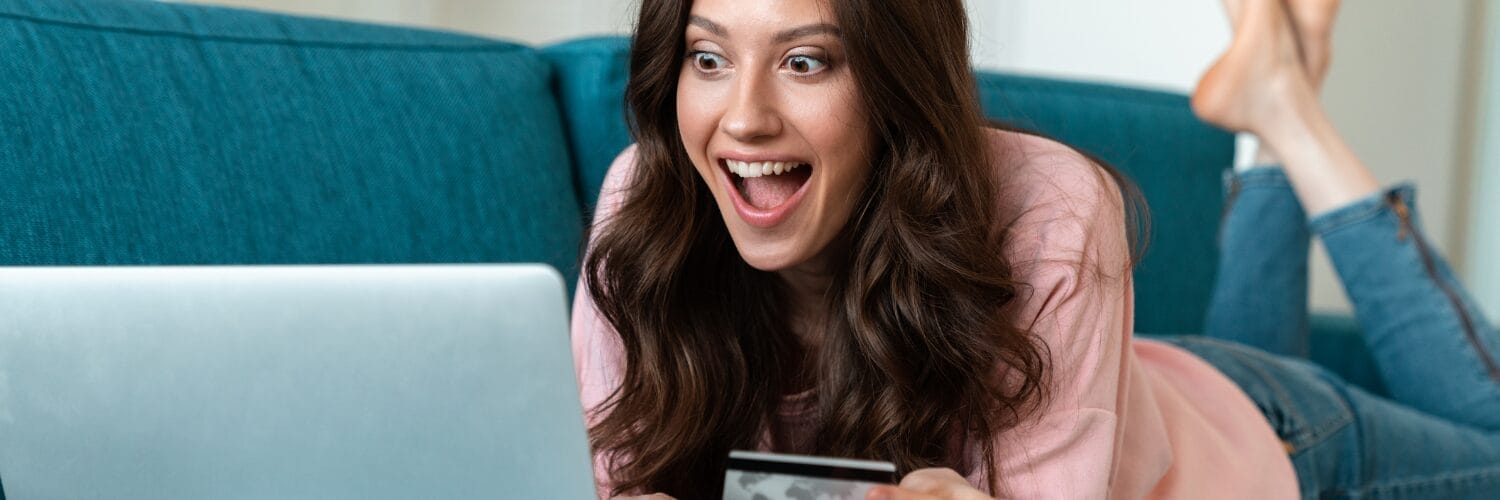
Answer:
[{"xmin": 717, "ymin": 157, "xmax": 815, "ymax": 229}]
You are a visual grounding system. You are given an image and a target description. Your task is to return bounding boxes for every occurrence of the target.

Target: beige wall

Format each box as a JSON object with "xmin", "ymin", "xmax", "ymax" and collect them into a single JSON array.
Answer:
[
  {"xmin": 1312, "ymin": 0, "xmax": 1478, "ymax": 314},
  {"xmin": 1468, "ymin": 1, "xmax": 1500, "ymax": 320},
  {"xmin": 175, "ymin": 0, "xmax": 633, "ymax": 43},
  {"xmin": 179, "ymin": 0, "xmax": 1490, "ymax": 316}
]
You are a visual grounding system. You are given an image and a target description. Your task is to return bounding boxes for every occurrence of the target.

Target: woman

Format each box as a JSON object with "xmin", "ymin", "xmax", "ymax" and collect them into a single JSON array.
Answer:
[{"xmin": 571, "ymin": 0, "xmax": 1500, "ymax": 497}]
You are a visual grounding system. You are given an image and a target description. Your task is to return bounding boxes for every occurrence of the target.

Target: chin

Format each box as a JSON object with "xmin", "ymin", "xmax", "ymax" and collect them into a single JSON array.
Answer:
[
  {"xmin": 727, "ymin": 234, "xmax": 810, "ymax": 272},
  {"xmin": 732, "ymin": 240, "xmax": 804, "ymax": 270}
]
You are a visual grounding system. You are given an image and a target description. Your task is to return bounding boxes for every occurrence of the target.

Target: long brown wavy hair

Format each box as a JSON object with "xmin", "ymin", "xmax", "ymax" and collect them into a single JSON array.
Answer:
[{"xmin": 583, "ymin": 0, "xmax": 1068, "ymax": 497}]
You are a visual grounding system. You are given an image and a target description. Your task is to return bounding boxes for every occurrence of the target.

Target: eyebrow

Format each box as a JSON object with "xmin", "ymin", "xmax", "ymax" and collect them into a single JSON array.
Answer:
[
  {"xmin": 687, "ymin": 15, "xmax": 841, "ymax": 44},
  {"xmin": 688, "ymin": 15, "xmax": 728, "ymax": 38},
  {"xmin": 772, "ymin": 23, "xmax": 840, "ymax": 44}
]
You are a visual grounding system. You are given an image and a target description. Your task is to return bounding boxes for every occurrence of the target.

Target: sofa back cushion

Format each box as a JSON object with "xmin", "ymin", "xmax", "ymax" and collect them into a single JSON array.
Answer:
[
  {"xmin": 541, "ymin": 36, "xmax": 634, "ymax": 211},
  {"xmin": 545, "ymin": 36, "xmax": 1234, "ymax": 335},
  {"xmin": 0, "ymin": 0, "xmax": 583, "ymax": 280}
]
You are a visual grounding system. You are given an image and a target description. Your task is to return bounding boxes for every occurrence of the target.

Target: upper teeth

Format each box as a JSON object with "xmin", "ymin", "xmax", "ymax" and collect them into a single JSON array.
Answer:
[{"xmin": 725, "ymin": 160, "xmax": 806, "ymax": 178}]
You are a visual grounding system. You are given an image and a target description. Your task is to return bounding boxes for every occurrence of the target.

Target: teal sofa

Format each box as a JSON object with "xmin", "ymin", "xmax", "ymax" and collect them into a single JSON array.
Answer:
[{"xmin": 0, "ymin": 0, "xmax": 1377, "ymax": 428}]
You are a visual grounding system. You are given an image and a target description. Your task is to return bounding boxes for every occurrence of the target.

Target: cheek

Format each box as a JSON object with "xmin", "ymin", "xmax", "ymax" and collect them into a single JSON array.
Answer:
[
  {"xmin": 792, "ymin": 81, "xmax": 866, "ymax": 153},
  {"xmin": 675, "ymin": 73, "xmax": 719, "ymax": 161},
  {"xmin": 791, "ymin": 87, "xmax": 872, "ymax": 199}
]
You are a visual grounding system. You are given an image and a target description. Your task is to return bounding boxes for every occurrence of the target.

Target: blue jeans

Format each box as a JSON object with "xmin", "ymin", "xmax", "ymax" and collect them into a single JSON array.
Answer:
[{"xmin": 1164, "ymin": 168, "xmax": 1500, "ymax": 499}]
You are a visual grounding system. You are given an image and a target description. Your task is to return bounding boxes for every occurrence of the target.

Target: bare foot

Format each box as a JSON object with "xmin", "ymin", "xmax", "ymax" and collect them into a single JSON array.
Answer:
[
  {"xmin": 1216, "ymin": 0, "xmax": 1341, "ymax": 165},
  {"xmin": 1218, "ymin": 0, "xmax": 1340, "ymax": 89},
  {"xmin": 1192, "ymin": 0, "xmax": 1311, "ymax": 135},
  {"xmin": 1204, "ymin": 0, "xmax": 1377, "ymax": 213}
]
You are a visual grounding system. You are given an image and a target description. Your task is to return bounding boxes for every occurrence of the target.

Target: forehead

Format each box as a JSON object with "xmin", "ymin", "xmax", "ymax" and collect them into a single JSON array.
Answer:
[{"xmin": 687, "ymin": 0, "xmax": 836, "ymax": 31}]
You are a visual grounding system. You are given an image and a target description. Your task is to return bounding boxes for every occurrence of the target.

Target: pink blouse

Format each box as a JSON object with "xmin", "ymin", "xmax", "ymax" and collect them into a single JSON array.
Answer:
[{"xmin": 571, "ymin": 129, "xmax": 1299, "ymax": 499}]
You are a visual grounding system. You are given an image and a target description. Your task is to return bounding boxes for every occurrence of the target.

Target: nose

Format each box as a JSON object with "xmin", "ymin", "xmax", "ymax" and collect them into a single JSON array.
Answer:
[{"xmin": 720, "ymin": 72, "xmax": 783, "ymax": 142}]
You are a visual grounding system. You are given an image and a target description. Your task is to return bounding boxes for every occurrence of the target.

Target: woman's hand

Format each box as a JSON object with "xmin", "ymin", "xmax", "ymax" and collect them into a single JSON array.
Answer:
[{"xmin": 866, "ymin": 468, "xmax": 994, "ymax": 500}]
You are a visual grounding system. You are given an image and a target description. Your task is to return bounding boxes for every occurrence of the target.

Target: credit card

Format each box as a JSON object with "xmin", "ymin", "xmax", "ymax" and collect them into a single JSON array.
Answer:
[{"xmin": 722, "ymin": 450, "xmax": 897, "ymax": 500}]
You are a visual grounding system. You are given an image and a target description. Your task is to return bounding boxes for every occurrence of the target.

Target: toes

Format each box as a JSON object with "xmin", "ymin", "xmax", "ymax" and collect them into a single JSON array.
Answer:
[
  {"xmin": 1286, "ymin": 0, "xmax": 1339, "ymax": 86},
  {"xmin": 1289, "ymin": 0, "xmax": 1340, "ymax": 39}
]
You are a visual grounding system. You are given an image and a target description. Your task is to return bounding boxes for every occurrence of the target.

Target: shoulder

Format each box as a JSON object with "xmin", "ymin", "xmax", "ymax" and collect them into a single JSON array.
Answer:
[
  {"xmin": 983, "ymin": 127, "xmax": 1124, "ymax": 227},
  {"xmin": 591, "ymin": 144, "xmax": 641, "ymax": 225},
  {"xmin": 609, "ymin": 143, "xmax": 639, "ymax": 170},
  {"xmin": 601, "ymin": 144, "xmax": 641, "ymax": 198},
  {"xmin": 981, "ymin": 127, "xmax": 1131, "ymax": 289}
]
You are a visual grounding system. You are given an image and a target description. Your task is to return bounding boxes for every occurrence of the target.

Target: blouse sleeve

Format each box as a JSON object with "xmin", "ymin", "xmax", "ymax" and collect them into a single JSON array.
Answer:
[
  {"xmin": 570, "ymin": 145, "xmax": 638, "ymax": 500},
  {"xmin": 972, "ymin": 140, "xmax": 1138, "ymax": 499}
]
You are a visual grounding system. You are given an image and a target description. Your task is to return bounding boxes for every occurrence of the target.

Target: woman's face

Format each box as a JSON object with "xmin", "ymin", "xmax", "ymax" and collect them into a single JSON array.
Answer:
[{"xmin": 677, "ymin": 0, "xmax": 873, "ymax": 272}]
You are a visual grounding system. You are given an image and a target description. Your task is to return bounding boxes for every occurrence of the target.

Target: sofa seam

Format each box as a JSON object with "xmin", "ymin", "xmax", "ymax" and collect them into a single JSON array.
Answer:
[{"xmin": 0, "ymin": 10, "xmax": 523, "ymax": 53}]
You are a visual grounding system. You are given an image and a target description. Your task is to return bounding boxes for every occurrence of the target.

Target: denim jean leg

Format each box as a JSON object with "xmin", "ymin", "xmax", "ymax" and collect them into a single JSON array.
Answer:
[
  {"xmin": 1339, "ymin": 383, "xmax": 1500, "ymax": 500},
  {"xmin": 1312, "ymin": 185, "xmax": 1500, "ymax": 430},
  {"xmin": 1205, "ymin": 168, "xmax": 1311, "ymax": 357},
  {"xmin": 1167, "ymin": 336, "xmax": 1500, "ymax": 500}
]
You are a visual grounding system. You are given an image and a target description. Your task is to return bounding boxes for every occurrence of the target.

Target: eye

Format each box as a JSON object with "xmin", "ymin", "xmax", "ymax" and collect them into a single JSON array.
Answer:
[
  {"xmin": 689, "ymin": 51, "xmax": 728, "ymax": 72},
  {"xmin": 784, "ymin": 55, "xmax": 828, "ymax": 75}
]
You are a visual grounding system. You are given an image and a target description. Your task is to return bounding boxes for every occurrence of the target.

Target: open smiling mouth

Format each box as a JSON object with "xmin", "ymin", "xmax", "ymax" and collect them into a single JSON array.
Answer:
[{"xmin": 722, "ymin": 159, "xmax": 814, "ymax": 210}]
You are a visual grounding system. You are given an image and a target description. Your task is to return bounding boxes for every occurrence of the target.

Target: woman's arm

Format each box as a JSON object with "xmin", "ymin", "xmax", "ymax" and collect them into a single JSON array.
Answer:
[
  {"xmin": 571, "ymin": 145, "xmax": 641, "ymax": 500},
  {"xmin": 887, "ymin": 132, "xmax": 1139, "ymax": 499},
  {"xmin": 986, "ymin": 149, "xmax": 1135, "ymax": 498}
]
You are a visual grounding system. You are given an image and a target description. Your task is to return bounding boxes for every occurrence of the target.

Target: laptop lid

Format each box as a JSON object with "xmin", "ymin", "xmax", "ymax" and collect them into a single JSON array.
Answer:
[{"xmin": 0, "ymin": 265, "xmax": 594, "ymax": 499}]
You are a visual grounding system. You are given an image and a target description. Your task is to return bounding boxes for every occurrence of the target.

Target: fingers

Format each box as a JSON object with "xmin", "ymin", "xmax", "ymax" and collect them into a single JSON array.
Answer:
[
  {"xmin": 899, "ymin": 468, "xmax": 969, "ymax": 491},
  {"xmin": 866, "ymin": 468, "xmax": 993, "ymax": 500},
  {"xmin": 867, "ymin": 485, "xmax": 941, "ymax": 500}
]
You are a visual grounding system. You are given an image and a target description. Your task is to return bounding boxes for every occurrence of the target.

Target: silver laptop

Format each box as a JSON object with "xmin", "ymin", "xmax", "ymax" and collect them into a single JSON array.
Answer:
[{"xmin": 0, "ymin": 265, "xmax": 595, "ymax": 499}]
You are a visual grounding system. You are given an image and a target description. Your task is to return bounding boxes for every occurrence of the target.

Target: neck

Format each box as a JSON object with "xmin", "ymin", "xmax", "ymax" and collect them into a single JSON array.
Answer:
[{"xmin": 775, "ymin": 251, "xmax": 839, "ymax": 351}]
